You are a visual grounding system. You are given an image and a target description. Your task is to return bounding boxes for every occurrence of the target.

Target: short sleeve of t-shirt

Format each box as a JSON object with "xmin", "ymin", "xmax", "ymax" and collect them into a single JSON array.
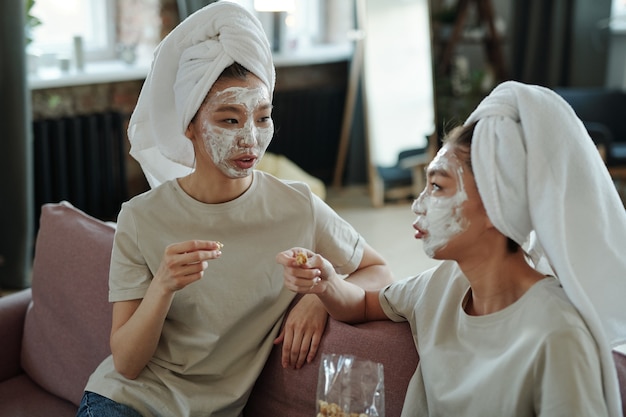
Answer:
[
  {"xmin": 379, "ymin": 262, "xmax": 461, "ymax": 323},
  {"xmin": 108, "ymin": 202, "xmax": 152, "ymax": 301},
  {"xmin": 304, "ymin": 185, "xmax": 364, "ymax": 276}
]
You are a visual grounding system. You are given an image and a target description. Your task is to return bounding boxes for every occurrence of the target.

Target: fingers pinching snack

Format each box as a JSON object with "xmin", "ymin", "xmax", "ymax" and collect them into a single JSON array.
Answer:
[
  {"xmin": 215, "ymin": 242, "xmax": 224, "ymax": 250},
  {"xmin": 295, "ymin": 251, "xmax": 307, "ymax": 265}
]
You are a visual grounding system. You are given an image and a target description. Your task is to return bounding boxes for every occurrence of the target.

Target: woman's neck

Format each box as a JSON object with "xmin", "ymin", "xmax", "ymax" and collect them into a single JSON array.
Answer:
[
  {"xmin": 460, "ymin": 250, "xmax": 545, "ymax": 316},
  {"xmin": 177, "ymin": 171, "xmax": 253, "ymax": 204}
]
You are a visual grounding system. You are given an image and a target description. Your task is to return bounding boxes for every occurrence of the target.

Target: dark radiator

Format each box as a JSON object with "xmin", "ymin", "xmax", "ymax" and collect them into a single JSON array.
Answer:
[
  {"xmin": 269, "ymin": 86, "xmax": 346, "ymax": 184},
  {"xmin": 33, "ymin": 111, "xmax": 128, "ymax": 224}
]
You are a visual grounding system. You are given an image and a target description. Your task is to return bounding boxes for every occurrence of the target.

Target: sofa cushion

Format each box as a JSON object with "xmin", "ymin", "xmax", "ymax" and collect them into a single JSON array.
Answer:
[
  {"xmin": 21, "ymin": 202, "xmax": 115, "ymax": 406},
  {"xmin": 0, "ymin": 374, "xmax": 77, "ymax": 417},
  {"xmin": 245, "ymin": 315, "xmax": 418, "ymax": 417}
]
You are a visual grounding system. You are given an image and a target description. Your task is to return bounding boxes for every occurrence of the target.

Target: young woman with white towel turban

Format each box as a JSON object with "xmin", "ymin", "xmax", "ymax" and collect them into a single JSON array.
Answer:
[
  {"xmin": 279, "ymin": 81, "xmax": 626, "ymax": 416},
  {"xmin": 75, "ymin": 2, "xmax": 393, "ymax": 416}
]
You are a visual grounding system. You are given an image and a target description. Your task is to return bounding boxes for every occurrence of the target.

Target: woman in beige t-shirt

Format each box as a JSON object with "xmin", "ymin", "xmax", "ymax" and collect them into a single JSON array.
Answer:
[{"xmin": 279, "ymin": 81, "xmax": 626, "ymax": 416}]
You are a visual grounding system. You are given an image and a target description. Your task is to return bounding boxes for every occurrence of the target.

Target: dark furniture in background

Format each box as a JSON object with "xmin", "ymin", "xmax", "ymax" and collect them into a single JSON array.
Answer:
[
  {"xmin": 554, "ymin": 88, "xmax": 626, "ymax": 166},
  {"xmin": 554, "ymin": 88, "xmax": 626, "ymax": 196},
  {"xmin": 32, "ymin": 112, "xmax": 128, "ymax": 226},
  {"xmin": 269, "ymin": 62, "xmax": 350, "ymax": 185}
]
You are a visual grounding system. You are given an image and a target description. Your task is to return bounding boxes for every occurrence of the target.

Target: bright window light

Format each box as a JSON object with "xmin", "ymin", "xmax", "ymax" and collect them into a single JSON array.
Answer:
[
  {"xmin": 611, "ymin": 0, "xmax": 626, "ymax": 31},
  {"xmin": 254, "ymin": 0, "xmax": 295, "ymax": 12},
  {"xmin": 28, "ymin": 0, "xmax": 116, "ymax": 61}
]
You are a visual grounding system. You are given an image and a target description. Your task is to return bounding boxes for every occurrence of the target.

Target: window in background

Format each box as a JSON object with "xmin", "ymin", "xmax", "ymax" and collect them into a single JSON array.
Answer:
[
  {"xmin": 182, "ymin": 0, "xmax": 340, "ymax": 54},
  {"xmin": 612, "ymin": 0, "xmax": 626, "ymax": 31},
  {"xmin": 28, "ymin": 0, "xmax": 116, "ymax": 62}
]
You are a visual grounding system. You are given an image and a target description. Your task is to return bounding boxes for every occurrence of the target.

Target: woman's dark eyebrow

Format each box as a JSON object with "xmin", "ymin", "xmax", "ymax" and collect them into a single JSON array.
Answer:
[
  {"xmin": 213, "ymin": 104, "xmax": 242, "ymax": 113},
  {"xmin": 426, "ymin": 166, "xmax": 452, "ymax": 179},
  {"xmin": 214, "ymin": 103, "xmax": 273, "ymax": 113}
]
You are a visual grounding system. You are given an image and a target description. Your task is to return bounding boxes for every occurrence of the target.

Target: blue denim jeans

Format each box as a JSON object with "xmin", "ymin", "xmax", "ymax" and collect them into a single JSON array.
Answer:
[{"xmin": 76, "ymin": 391, "xmax": 143, "ymax": 417}]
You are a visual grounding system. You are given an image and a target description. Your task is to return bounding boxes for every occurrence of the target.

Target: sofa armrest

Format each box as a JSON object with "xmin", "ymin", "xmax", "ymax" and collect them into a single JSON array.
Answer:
[{"xmin": 0, "ymin": 289, "xmax": 32, "ymax": 381}]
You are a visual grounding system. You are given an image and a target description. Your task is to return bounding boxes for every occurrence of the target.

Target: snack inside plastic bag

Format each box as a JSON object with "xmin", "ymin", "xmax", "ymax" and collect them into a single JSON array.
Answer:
[{"xmin": 316, "ymin": 353, "xmax": 385, "ymax": 417}]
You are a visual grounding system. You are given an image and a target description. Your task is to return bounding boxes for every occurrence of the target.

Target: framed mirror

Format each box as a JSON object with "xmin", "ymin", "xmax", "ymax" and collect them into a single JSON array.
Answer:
[{"xmin": 358, "ymin": 0, "xmax": 436, "ymax": 206}]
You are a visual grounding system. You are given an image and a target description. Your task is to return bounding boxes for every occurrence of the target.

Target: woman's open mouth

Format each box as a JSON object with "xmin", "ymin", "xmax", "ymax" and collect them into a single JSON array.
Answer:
[
  {"xmin": 233, "ymin": 155, "xmax": 257, "ymax": 169},
  {"xmin": 413, "ymin": 220, "xmax": 427, "ymax": 240}
]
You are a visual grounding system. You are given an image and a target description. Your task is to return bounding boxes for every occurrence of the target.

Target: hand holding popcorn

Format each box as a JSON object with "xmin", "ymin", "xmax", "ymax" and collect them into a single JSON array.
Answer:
[{"xmin": 276, "ymin": 248, "xmax": 336, "ymax": 294}]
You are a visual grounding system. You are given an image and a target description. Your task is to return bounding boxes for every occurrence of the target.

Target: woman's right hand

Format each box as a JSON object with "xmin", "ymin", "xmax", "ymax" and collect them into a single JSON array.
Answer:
[
  {"xmin": 276, "ymin": 246, "xmax": 385, "ymax": 325},
  {"xmin": 154, "ymin": 240, "xmax": 223, "ymax": 293},
  {"xmin": 276, "ymin": 247, "xmax": 337, "ymax": 295}
]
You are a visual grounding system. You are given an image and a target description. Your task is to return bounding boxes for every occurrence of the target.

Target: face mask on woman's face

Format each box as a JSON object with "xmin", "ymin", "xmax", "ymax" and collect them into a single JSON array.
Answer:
[
  {"xmin": 195, "ymin": 81, "xmax": 274, "ymax": 178},
  {"xmin": 412, "ymin": 147, "xmax": 469, "ymax": 258}
]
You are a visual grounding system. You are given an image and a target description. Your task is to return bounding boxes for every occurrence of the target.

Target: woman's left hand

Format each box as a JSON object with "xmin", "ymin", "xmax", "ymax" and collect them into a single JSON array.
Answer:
[{"xmin": 273, "ymin": 295, "xmax": 328, "ymax": 369}]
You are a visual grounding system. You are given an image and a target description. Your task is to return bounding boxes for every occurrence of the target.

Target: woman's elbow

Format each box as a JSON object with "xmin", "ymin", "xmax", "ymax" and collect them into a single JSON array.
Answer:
[
  {"xmin": 111, "ymin": 340, "xmax": 145, "ymax": 380},
  {"xmin": 371, "ymin": 263, "xmax": 395, "ymax": 287},
  {"xmin": 361, "ymin": 247, "xmax": 395, "ymax": 286},
  {"xmin": 112, "ymin": 356, "xmax": 143, "ymax": 380}
]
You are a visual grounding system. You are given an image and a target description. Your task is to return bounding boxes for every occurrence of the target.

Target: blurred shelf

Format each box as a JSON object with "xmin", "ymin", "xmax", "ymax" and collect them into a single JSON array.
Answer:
[{"xmin": 28, "ymin": 43, "xmax": 353, "ymax": 91}]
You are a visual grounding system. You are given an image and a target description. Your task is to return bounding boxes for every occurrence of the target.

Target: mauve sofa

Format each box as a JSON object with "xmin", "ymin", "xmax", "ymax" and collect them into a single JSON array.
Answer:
[{"xmin": 0, "ymin": 202, "xmax": 624, "ymax": 416}]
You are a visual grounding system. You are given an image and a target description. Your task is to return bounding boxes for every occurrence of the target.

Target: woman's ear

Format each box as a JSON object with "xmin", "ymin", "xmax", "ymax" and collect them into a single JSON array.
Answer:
[
  {"xmin": 478, "ymin": 199, "xmax": 495, "ymax": 230},
  {"xmin": 485, "ymin": 215, "xmax": 495, "ymax": 230},
  {"xmin": 184, "ymin": 124, "xmax": 194, "ymax": 141}
]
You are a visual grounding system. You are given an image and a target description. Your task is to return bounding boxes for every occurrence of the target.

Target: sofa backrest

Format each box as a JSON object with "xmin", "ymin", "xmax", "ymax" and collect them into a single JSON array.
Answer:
[
  {"xmin": 245, "ymin": 307, "xmax": 419, "ymax": 417},
  {"xmin": 21, "ymin": 202, "xmax": 115, "ymax": 406}
]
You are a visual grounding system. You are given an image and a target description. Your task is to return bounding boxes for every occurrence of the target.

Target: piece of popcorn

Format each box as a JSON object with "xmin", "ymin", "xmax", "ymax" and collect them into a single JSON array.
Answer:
[{"xmin": 295, "ymin": 251, "xmax": 307, "ymax": 265}]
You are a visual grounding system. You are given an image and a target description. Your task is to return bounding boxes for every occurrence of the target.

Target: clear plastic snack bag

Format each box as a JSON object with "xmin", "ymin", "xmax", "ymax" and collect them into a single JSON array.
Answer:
[{"xmin": 316, "ymin": 353, "xmax": 385, "ymax": 417}]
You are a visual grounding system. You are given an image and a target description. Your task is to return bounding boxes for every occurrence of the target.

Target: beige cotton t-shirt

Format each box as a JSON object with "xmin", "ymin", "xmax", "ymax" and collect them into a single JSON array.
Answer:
[
  {"xmin": 380, "ymin": 261, "xmax": 608, "ymax": 417},
  {"xmin": 85, "ymin": 171, "xmax": 365, "ymax": 417}
]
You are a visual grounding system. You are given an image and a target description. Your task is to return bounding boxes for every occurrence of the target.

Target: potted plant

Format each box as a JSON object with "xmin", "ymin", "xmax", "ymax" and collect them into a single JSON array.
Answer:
[
  {"xmin": 24, "ymin": 0, "xmax": 42, "ymax": 73},
  {"xmin": 25, "ymin": 0, "xmax": 42, "ymax": 45}
]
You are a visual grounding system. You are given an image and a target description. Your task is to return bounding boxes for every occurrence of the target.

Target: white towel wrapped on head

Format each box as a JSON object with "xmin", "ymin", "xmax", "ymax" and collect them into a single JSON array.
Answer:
[
  {"xmin": 128, "ymin": 1, "xmax": 275, "ymax": 188},
  {"xmin": 465, "ymin": 80, "xmax": 626, "ymax": 417}
]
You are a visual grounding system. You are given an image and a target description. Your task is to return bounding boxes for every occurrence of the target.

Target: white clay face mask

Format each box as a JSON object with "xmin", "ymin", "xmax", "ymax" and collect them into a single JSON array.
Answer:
[
  {"xmin": 199, "ymin": 86, "xmax": 273, "ymax": 178},
  {"xmin": 412, "ymin": 149, "xmax": 468, "ymax": 258}
]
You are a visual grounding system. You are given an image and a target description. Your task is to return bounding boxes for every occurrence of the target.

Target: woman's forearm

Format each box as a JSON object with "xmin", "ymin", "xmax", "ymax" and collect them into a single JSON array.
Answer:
[
  {"xmin": 110, "ymin": 282, "xmax": 174, "ymax": 379},
  {"xmin": 317, "ymin": 276, "xmax": 368, "ymax": 323}
]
